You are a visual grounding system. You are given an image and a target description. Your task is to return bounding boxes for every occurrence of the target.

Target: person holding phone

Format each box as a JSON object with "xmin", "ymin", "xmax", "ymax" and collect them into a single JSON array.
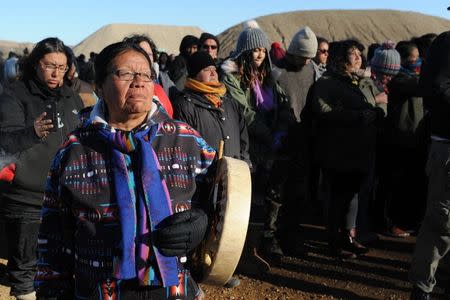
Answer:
[{"xmin": 0, "ymin": 37, "xmax": 83, "ymax": 300}]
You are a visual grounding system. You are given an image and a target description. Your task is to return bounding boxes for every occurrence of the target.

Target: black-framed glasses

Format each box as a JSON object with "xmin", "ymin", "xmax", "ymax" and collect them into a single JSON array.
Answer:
[
  {"xmin": 318, "ymin": 49, "xmax": 329, "ymax": 54},
  {"xmin": 39, "ymin": 62, "xmax": 69, "ymax": 73},
  {"xmin": 202, "ymin": 44, "xmax": 218, "ymax": 50},
  {"xmin": 111, "ymin": 69, "xmax": 154, "ymax": 82}
]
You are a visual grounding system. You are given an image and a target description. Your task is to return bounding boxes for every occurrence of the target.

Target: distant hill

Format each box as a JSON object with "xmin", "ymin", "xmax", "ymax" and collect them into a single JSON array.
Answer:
[
  {"xmin": 218, "ymin": 10, "xmax": 450, "ymax": 57},
  {"xmin": 0, "ymin": 40, "xmax": 34, "ymax": 59},
  {"xmin": 1, "ymin": 10, "xmax": 449, "ymax": 60},
  {"xmin": 72, "ymin": 23, "xmax": 204, "ymax": 56}
]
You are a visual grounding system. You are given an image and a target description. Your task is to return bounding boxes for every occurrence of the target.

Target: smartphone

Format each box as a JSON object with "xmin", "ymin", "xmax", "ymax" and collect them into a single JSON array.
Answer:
[{"xmin": 43, "ymin": 101, "xmax": 57, "ymax": 132}]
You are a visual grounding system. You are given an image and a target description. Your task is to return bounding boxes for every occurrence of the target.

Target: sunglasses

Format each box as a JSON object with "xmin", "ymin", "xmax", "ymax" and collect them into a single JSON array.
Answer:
[
  {"xmin": 318, "ymin": 49, "xmax": 329, "ymax": 54},
  {"xmin": 202, "ymin": 44, "xmax": 218, "ymax": 50}
]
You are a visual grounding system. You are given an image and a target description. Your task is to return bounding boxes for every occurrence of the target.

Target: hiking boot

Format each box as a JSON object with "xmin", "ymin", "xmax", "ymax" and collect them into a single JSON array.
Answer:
[
  {"xmin": 387, "ymin": 226, "xmax": 410, "ymax": 238},
  {"xmin": 409, "ymin": 287, "xmax": 430, "ymax": 300},
  {"xmin": 342, "ymin": 234, "xmax": 369, "ymax": 255},
  {"xmin": 262, "ymin": 237, "xmax": 284, "ymax": 263}
]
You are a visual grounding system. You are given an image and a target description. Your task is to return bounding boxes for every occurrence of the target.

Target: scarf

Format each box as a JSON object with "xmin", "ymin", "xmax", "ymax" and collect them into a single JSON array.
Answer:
[
  {"xmin": 400, "ymin": 58, "xmax": 422, "ymax": 76},
  {"xmin": 185, "ymin": 78, "xmax": 226, "ymax": 108},
  {"xmin": 252, "ymin": 77, "xmax": 274, "ymax": 111},
  {"xmin": 83, "ymin": 105, "xmax": 179, "ymax": 287}
]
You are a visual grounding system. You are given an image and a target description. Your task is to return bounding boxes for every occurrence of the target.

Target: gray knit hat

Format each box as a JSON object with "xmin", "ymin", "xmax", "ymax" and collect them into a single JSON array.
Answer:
[
  {"xmin": 287, "ymin": 26, "xmax": 318, "ymax": 58},
  {"xmin": 370, "ymin": 41, "xmax": 401, "ymax": 76},
  {"xmin": 231, "ymin": 20, "xmax": 270, "ymax": 59}
]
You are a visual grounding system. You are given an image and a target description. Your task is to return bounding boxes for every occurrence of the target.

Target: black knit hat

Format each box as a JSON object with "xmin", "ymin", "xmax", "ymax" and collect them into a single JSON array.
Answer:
[
  {"xmin": 187, "ymin": 51, "xmax": 215, "ymax": 77},
  {"xmin": 198, "ymin": 32, "xmax": 220, "ymax": 53}
]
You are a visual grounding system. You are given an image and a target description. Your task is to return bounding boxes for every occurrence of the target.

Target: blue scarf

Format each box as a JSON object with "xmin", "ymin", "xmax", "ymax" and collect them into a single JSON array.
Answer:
[
  {"xmin": 400, "ymin": 58, "xmax": 422, "ymax": 76},
  {"xmin": 83, "ymin": 116, "xmax": 179, "ymax": 287}
]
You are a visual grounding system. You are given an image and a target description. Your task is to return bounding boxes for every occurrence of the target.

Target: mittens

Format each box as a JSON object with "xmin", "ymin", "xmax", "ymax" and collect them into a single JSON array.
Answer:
[{"xmin": 152, "ymin": 208, "xmax": 208, "ymax": 257}]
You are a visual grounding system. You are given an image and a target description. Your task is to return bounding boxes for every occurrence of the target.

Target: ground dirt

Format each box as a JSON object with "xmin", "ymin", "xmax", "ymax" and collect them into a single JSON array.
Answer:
[{"xmin": 1, "ymin": 223, "xmax": 448, "ymax": 300}]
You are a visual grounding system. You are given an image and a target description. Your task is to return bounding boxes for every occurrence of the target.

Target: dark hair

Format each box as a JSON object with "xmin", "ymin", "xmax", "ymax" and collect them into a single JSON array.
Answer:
[
  {"xmin": 94, "ymin": 41, "xmax": 152, "ymax": 87},
  {"xmin": 21, "ymin": 37, "xmax": 69, "ymax": 81},
  {"xmin": 411, "ymin": 33, "xmax": 437, "ymax": 59},
  {"xmin": 198, "ymin": 32, "xmax": 220, "ymax": 53},
  {"xmin": 395, "ymin": 41, "xmax": 418, "ymax": 61},
  {"xmin": 327, "ymin": 39, "xmax": 364, "ymax": 75},
  {"xmin": 317, "ymin": 37, "xmax": 329, "ymax": 46},
  {"xmin": 235, "ymin": 49, "xmax": 271, "ymax": 88},
  {"xmin": 367, "ymin": 43, "xmax": 381, "ymax": 63},
  {"xmin": 123, "ymin": 34, "xmax": 158, "ymax": 62}
]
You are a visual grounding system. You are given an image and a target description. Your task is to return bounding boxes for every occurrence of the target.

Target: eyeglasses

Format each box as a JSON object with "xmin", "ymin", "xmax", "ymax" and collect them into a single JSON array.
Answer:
[
  {"xmin": 39, "ymin": 62, "xmax": 69, "ymax": 73},
  {"xmin": 202, "ymin": 44, "xmax": 218, "ymax": 50},
  {"xmin": 318, "ymin": 49, "xmax": 329, "ymax": 54},
  {"xmin": 111, "ymin": 69, "xmax": 155, "ymax": 82}
]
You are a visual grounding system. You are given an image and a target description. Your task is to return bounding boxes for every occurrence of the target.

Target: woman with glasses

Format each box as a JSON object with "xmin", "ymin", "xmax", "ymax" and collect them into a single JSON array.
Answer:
[
  {"xmin": 34, "ymin": 40, "xmax": 214, "ymax": 299},
  {"xmin": 0, "ymin": 37, "xmax": 84, "ymax": 300}
]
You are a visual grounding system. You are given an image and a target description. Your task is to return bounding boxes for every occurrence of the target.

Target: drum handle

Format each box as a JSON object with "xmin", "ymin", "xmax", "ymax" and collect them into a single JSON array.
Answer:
[{"xmin": 212, "ymin": 140, "xmax": 224, "ymax": 209}]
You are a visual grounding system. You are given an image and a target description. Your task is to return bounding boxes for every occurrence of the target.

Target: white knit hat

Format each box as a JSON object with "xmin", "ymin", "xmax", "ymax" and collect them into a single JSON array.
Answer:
[{"xmin": 287, "ymin": 26, "xmax": 318, "ymax": 58}]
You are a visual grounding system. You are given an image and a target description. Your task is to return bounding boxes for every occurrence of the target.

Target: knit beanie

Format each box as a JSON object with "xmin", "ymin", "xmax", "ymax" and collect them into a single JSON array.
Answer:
[
  {"xmin": 287, "ymin": 26, "xmax": 318, "ymax": 58},
  {"xmin": 270, "ymin": 42, "xmax": 286, "ymax": 62},
  {"xmin": 231, "ymin": 20, "xmax": 270, "ymax": 59},
  {"xmin": 199, "ymin": 32, "xmax": 220, "ymax": 53},
  {"xmin": 187, "ymin": 51, "xmax": 216, "ymax": 77},
  {"xmin": 370, "ymin": 41, "xmax": 401, "ymax": 76}
]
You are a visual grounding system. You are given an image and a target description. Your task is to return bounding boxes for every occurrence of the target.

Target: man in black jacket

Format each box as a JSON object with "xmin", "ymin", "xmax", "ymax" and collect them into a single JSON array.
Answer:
[
  {"xmin": 0, "ymin": 38, "xmax": 83, "ymax": 300},
  {"xmin": 409, "ymin": 31, "xmax": 450, "ymax": 300}
]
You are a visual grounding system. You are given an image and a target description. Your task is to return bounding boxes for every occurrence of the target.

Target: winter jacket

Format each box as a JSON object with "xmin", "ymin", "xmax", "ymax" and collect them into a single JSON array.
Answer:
[
  {"xmin": 384, "ymin": 72, "xmax": 428, "ymax": 148},
  {"xmin": 275, "ymin": 58, "xmax": 316, "ymax": 123},
  {"xmin": 221, "ymin": 60, "xmax": 294, "ymax": 164},
  {"xmin": 0, "ymin": 78, "xmax": 84, "ymax": 208},
  {"xmin": 311, "ymin": 71, "xmax": 385, "ymax": 173},
  {"xmin": 35, "ymin": 101, "xmax": 215, "ymax": 298},
  {"xmin": 173, "ymin": 89, "xmax": 250, "ymax": 165},
  {"xmin": 168, "ymin": 55, "xmax": 188, "ymax": 91},
  {"xmin": 419, "ymin": 31, "xmax": 450, "ymax": 140}
]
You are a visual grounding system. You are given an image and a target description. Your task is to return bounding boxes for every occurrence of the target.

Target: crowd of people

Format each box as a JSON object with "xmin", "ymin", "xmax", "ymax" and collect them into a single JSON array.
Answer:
[{"xmin": 0, "ymin": 19, "xmax": 449, "ymax": 300}]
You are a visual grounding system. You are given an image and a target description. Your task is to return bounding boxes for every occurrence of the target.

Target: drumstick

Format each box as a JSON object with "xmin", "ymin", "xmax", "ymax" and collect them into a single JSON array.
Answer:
[{"xmin": 212, "ymin": 140, "xmax": 225, "ymax": 209}]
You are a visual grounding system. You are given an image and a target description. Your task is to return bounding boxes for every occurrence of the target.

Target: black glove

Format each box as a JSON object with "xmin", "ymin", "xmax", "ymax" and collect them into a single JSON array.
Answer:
[
  {"xmin": 152, "ymin": 208, "xmax": 208, "ymax": 257},
  {"xmin": 360, "ymin": 109, "xmax": 377, "ymax": 125}
]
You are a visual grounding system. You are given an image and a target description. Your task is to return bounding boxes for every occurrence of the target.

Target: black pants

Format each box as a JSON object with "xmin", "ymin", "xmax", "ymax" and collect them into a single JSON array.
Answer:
[
  {"xmin": 4, "ymin": 219, "xmax": 40, "ymax": 296},
  {"xmin": 322, "ymin": 170, "xmax": 365, "ymax": 251}
]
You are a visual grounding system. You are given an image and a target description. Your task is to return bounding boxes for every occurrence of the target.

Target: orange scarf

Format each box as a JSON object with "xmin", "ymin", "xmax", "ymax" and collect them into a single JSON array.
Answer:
[{"xmin": 185, "ymin": 78, "xmax": 227, "ymax": 108}]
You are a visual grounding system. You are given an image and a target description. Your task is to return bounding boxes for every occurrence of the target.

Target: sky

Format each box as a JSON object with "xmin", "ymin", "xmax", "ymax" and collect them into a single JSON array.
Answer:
[{"xmin": 1, "ymin": 0, "xmax": 449, "ymax": 46}]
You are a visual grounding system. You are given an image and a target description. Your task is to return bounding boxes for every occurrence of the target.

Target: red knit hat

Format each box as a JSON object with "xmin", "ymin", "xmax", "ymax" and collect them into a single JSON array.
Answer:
[{"xmin": 270, "ymin": 42, "xmax": 286, "ymax": 63}]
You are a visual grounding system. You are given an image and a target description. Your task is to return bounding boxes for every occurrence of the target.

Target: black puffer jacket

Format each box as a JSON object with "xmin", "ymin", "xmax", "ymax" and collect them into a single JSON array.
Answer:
[
  {"xmin": 419, "ymin": 31, "xmax": 450, "ymax": 139},
  {"xmin": 173, "ymin": 89, "xmax": 250, "ymax": 165},
  {"xmin": 0, "ymin": 78, "xmax": 84, "ymax": 207}
]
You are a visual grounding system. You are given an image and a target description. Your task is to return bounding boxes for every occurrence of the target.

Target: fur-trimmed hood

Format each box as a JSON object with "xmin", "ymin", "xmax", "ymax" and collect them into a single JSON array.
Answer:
[{"xmin": 220, "ymin": 58, "xmax": 282, "ymax": 81}]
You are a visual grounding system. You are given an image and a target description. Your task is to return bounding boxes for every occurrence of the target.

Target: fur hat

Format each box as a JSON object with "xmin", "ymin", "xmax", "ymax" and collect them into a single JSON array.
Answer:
[
  {"xmin": 287, "ymin": 26, "xmax": 318, "ymax": 58},
  {"xmin": 187, "ymin": 51, "xmax": 215, "ymax": 77},
  {"xmin": 370, "ymin": 41, "xmax": 401, "ymax": 76},
  {"xmin": 231, "ymin": 20, "xmax": 270, "ymax": 59}
]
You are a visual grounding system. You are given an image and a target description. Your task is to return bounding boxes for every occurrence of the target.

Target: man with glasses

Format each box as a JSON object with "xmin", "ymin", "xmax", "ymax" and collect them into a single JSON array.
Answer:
[
  {"xmin": 198, "ymin": 33, "xmax": 222, "ymax": 68},
  {"xmin": 312, "ymin": 37, "xmax": 329, "ymax": 80}
]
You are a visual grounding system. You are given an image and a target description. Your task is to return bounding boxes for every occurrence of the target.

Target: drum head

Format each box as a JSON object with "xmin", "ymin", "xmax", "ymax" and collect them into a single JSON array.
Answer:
[{"xmin": 191, "ymin": 156, "xmax": 252, "ymax": 285}]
